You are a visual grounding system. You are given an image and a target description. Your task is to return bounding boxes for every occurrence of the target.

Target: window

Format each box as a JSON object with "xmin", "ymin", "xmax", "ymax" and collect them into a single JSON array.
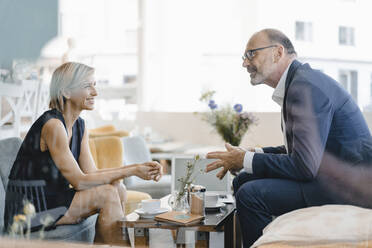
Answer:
[
  {"xmin": 339, "ymin": 70, "xmax": 358, "ymax": 102},
  {"xmin": 295, "ymin": 21, "xmax": 313, "ymax": 41},
  {"xmin": 339, "ymin": 26, "xmax": 355, "ymax": 46}
]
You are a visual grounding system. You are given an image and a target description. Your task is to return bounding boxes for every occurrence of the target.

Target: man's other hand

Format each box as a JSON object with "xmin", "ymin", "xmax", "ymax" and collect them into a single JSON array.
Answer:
[{"xmin": 205, "ymin": 143, "xmax": 245, "ymax": 179}]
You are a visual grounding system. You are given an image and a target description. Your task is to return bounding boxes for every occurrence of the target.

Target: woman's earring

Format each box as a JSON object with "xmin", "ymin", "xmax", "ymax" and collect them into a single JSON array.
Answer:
[{"xmin": 62, "ymin": 90, "xmax": 71, "ymax": 100}]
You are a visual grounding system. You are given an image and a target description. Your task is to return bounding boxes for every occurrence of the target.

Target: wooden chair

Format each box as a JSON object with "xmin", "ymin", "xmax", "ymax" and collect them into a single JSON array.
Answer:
[
  {"xmin": 0, "ymin": 82, "xmax": 23, "ymax": 138},
  {"xmin": 18, "ymin": 80, "xmax": 39, "ymax": 134},
  {"xmin": 5, "ymin": 179, "xmax": 67, "ymax": 232},
  {"xmin": 35, "ymin": 81, "xmax": 49, "ymax": 120}
]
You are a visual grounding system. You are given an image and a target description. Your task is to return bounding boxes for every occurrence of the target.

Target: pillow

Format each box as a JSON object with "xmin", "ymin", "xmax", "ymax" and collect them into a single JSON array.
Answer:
[{"xmin": 252, "ymin": 205, "xmax": 372, "ymax": 247}]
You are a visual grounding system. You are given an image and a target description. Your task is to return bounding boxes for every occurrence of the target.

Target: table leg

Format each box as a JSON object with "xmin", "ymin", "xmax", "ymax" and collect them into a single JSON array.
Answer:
[
  {"xmin": 171, "ymin": 229, "xmax": 178, "ymax": 242},
  {"xmin": 173, "ymin": 229, "xmax": 185, "ymax": 247},
  {"xmin": 195, "ymin": 231, "xmax": 209, "ymax": 248},
  {"xmin": 175, "ymin": 228, "xmax": 187, "ymax": 246},
  {"xmin": 121, "ymin": 226, "xmax": 132, "ymax": 246},
  {"xmin": 134, "ymin": 227, "xmax": 149, "ymax": 248}
]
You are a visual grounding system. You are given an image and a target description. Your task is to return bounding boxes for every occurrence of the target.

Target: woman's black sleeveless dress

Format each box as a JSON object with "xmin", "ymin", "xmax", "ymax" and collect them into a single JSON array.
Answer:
[{"xmin": 4, "ymin": 109, "xmax": 85, "ymax": 231}]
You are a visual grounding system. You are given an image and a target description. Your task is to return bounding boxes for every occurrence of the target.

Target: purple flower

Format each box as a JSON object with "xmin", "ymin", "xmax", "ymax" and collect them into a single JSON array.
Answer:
[
  {"xmin": 208, "ymin": 103, "xmax": 218, "ymax": 110},
  {"xmin": 208, "ymin": 100, "xmax": 218, "ymax": 110},
  {"xmin": 234, "ymin": 104, "xmax": 243, "ymax": 113}
]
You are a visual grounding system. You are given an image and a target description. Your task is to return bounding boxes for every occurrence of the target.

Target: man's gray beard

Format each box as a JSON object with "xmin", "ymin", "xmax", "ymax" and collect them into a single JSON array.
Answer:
[{"xmin": 250, "ymin": 79, "xmax": 264, "ymax": 86}]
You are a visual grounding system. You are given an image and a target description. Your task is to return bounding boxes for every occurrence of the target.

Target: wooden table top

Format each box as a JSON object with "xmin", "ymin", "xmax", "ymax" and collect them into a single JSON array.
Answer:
[{"xmin": 119, "ymin": 194, "xmax": 235, "ymax": 232}]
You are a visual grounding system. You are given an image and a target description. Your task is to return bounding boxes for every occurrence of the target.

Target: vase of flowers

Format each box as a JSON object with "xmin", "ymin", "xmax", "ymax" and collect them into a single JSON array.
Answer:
[
  {"xmin": 168, "ymin": 155, "xmax": 203, "ymax": 213},
  {"xmin": 198, "ymin": 90, "xmax": 257, "ymax": 146}
]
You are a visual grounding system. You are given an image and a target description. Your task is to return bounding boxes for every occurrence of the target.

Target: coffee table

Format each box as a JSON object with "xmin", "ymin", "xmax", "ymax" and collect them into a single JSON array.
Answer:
[{"xmin": 118, "ymin": 194, "xmax": 241, "ymax": 248}]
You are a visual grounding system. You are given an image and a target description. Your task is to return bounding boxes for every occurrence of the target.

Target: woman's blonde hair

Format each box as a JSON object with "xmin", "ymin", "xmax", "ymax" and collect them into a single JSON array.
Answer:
[{"xmin": 49, "ymin": 62, "xmax": 94, "ymax": 112}]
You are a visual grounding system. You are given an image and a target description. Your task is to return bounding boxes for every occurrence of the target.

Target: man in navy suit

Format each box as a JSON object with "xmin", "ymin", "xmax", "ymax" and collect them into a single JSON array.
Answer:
[{"xmin": 206, "ymin": 29, "xmax": 372, "ymax": 247}]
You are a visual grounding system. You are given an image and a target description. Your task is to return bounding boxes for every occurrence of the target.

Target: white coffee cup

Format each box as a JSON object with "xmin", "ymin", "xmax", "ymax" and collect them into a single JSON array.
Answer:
[
  {"xmin": 205, "ymin": 193, "xmax": 219, "ymax": 207},
  {"xmin": 141, "ymin": 199, "xmax": 161, "ymax": 213}
]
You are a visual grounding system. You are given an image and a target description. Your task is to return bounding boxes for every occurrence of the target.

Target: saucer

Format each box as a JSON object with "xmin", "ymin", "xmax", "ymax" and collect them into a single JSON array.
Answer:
[
  {"xmin": 205, "ymin": 202, "xmax": 225, "ymax": 210},
  {"xmin": 135, "ymin": 207, "xmax": 168, "ymax": 219}
]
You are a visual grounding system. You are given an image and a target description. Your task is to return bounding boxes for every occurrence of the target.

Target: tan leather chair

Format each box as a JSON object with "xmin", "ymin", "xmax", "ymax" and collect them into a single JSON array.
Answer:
[{"xmin": 89, "ymin": 124, "xmax": 129, "ymax": 139}]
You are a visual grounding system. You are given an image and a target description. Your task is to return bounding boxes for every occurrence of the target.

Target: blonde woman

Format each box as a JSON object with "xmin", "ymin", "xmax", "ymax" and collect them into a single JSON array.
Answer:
[{"xmin": 5, "ymin": 62, "xmax": 162, "ymax": 244}]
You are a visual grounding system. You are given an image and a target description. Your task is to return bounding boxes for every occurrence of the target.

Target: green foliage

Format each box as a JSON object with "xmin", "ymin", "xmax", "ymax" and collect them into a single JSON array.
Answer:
[{"xmin": 176, "ymin": 155, "xmax": 202, "ymax": 203}]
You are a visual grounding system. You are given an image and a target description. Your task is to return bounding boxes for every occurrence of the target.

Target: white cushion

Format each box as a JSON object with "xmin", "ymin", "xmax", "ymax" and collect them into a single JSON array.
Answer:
[{"xmin": 252, "ymin": 205, "xmax": 372, "ymax": 247}]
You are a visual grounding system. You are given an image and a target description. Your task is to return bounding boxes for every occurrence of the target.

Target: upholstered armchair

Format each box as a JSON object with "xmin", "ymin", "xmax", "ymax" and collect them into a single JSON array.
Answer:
[
  {"xmin": 0, "ymin": 137, "xmax": 98, "ymax": 243},
  {"xmin": 89, "ymin": 124, "xmax": 129, "ymax": 139}
]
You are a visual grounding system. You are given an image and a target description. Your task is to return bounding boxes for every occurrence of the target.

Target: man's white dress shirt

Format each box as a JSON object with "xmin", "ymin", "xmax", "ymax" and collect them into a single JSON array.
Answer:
[{"xmin": 243, "ymin": 63, "xmax": 291, "ymax": 173}]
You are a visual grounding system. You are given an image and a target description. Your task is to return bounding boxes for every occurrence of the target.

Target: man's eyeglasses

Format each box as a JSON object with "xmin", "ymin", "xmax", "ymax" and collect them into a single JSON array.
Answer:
[{"xmin": 242, "ymin": 45, "xmax": 277, "ymax": 61}]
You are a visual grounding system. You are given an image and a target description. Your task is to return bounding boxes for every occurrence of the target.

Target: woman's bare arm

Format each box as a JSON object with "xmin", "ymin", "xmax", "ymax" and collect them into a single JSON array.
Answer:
[
  {"xmin": 78, "ymin": 125, "xmax": 163, "ymax": 179},
  {"xmin": 42, "ymin": 119, "xmax": 160, "ymax": 190},
  {"xmin": 78, "ymin": 126, "xmax": 100, "ymax": 173}
]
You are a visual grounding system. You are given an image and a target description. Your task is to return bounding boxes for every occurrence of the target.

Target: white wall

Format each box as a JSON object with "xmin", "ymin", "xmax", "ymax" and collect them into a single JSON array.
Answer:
[
  {"xmin": 139, "ymin": 0, "xmax": 372, "ymax": 113},
  {"xmin": 97, "ymin": 111, "xmax": 372, "ymax": 149},
  {"xmin": 135, "ymin": 111, "xmax": 283, "ymax": 148},
  {"xmin": 141, "ymin": 0, "xmax": 274, "ymax": 112}
]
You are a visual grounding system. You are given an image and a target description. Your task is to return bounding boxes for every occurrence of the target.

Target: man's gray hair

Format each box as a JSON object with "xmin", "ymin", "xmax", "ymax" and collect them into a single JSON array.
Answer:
[{"xmin": 262, "ymin": 29, "xmax": 297, "ymax": 55}]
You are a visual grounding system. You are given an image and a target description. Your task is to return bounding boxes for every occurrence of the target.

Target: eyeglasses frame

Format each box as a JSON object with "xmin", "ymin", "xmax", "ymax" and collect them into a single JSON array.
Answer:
[{"xmin": 242, "ymin": 45, "xmax": 278, "ymax": 61}]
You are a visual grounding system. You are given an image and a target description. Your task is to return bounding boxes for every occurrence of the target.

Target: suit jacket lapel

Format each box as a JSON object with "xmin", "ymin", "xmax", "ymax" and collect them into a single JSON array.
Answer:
[
  {"xmin": 282, "ymin": 60, "xmax": 302, "ymax": 153},
  {"xmin": 283, "ymin": 60, "xmax": 302, "ymax": 122}
]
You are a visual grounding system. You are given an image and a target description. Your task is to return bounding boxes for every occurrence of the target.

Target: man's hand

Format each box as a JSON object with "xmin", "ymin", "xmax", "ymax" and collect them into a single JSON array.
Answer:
[{"xmin": 205, "ymin": 143, "xmax": 246, "ymax": 179}]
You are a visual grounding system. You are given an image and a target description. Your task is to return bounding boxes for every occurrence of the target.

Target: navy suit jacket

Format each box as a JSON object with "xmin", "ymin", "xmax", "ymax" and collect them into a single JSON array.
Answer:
[{"xmin": 252, "ymin": 60, "xmax": 372, "ymax": 188}]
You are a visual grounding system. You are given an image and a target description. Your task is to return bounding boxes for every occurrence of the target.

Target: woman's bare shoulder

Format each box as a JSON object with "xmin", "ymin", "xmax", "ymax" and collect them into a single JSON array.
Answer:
[{"xmin": 41, "ymin": 118, "xmax": 67, "ymax": 140}]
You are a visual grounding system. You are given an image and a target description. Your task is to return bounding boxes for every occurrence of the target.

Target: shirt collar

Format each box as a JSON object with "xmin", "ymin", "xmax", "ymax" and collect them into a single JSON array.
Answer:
[{"xmin": 272, "ymin": 62, "xmax": 292, "ymax": 107}]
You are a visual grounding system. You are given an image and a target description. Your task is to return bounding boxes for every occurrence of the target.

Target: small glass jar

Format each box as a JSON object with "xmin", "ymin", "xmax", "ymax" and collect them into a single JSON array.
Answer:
[
  {"xmin": 189, "ymin": 185, "xmax": 206, "ymax": 216},
  {"xmin": 168, "ymin": 189, "xmax": 190, "ymax": 213}
]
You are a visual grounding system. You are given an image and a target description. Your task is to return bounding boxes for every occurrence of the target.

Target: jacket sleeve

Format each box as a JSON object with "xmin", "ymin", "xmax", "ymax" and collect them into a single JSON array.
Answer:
[
  {"xmin": 262, "ymin": 146, "xmax": 287, "ymax": 154},
  {"xmin": 252, "ymin": 82, "xmax": 333, "ymax": 181}
]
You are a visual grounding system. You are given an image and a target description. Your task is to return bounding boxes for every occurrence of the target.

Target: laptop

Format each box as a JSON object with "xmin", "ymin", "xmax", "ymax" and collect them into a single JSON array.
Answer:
[{"xmin": 171, "ymin": 156, "xmax": 234, "ymax": 203}]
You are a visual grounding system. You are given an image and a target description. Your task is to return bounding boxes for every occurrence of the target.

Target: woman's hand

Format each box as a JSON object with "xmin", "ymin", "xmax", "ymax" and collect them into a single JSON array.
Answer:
[{"xmin": 134, "ymin": 162, "xmax": 163, "ymax": 181}]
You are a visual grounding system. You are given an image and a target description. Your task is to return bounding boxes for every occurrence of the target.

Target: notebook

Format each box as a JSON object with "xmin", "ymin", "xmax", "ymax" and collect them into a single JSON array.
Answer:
[{"xmin": 155, "ymin": 211, "xmax": 204, "ymax": 226}]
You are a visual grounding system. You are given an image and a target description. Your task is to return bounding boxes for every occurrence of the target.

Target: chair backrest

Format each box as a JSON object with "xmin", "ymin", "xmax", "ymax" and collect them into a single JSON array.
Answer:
[
  {"xmin": 0, "ymin": 137, "xmax": 22, "ymax": 233},
  {"xmin": 4, "ymin": 179, "xmax": 62, "ymax": 232},
  {"xmin": 171, "ymin": 156, "xmax": 232, "ymax": 194},
  {"xmin": 122, "ymin": 136, "xmax": 152, "ymax": 165},
  {"xmin": 0, "ymin": 83, "xmax": 23, "ymax": 138},
  {"xmin": 19, "ymin": 80, "xmax": 40, "ymax": 133},
  {"xmin": 0, "ymin": 137, "xmax": 23, "ymax": 188},
  {"xmin": 19, "ymin": 80, "xmax": 39, "ymax": 120},
  {"xmin": 122, "ymin": 136, "xmax": 152, "ymax": 186},
  {"xmin": 89, "ymin": 124, "xmax": 129, "ymax": 139},
  {"xmin": 34, "ymin": 81, "xmax": 49, "ymax": 120},
  {"xmin": 89, "ymin": 136, "xmax": 123, "ymax": 170},
  {"xmin": 6, "ymin": 179, "xmax": 47, "ymax": 213}
]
